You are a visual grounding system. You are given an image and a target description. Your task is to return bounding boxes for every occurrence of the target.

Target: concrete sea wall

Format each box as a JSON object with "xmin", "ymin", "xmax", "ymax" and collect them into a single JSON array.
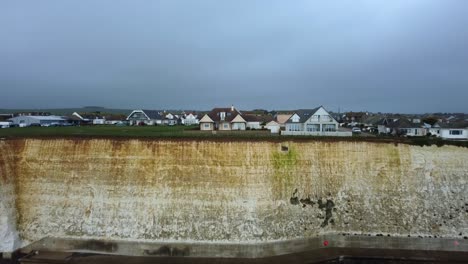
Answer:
[{"xmin": 0, "ymin": 138, "xmax": 467, "ymax": 252}]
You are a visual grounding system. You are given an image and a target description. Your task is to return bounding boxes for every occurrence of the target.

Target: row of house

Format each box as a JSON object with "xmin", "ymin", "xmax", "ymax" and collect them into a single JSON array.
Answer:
[
  {"xmin": 5, "ymin": 112, "xmax": 128, "ymax": 127},
  {"xmin": 198, "ymin": 105, "xmax": 352, "ymax": 136},
  {"xmin": 376, "ymin": 117, "xmax": 468, "ymax": 140},
  {"xmin": 126, "ymin": 110, "xmax": 199, "ymax": 126}
]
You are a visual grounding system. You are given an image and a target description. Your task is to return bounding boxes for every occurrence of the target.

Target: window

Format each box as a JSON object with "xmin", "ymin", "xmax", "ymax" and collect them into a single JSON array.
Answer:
[
  {"xmin": 323, "ymin": 124, "xmax": 336, "ymax": 132},
  {"xmin": 204, "ymin": 124, "xmax": 209, "ymax": 128},
  {"xmin": 450, "ymin": 130, "xmax": 463, "ymax": 135},
  {"xmin": 223, "ymin": 123, "xmax": 228, "ymax": 128},
  {"xmin": 288, "ymin": 124, "xmax": 301, "ymax": 131},
  {"xmin": 306, "ymin": 124, "xmax": 320, "ymax": 132}
]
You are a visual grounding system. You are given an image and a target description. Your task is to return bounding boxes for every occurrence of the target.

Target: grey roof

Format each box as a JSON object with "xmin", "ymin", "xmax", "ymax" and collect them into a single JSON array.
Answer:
[
  {"xmin": 376, "ymin": 118, "xmax": 424, "ymax": 128},
  {"xmin": 437, "ymin": 121, "xmax": 468, "ymax": 129},
  {"xmin": 142, "ymin": 110, "xmax": 163, "ymax": 120},
  {"xmin": 285, "ymin": 107, "xmax": 320, "ymax": 124}
]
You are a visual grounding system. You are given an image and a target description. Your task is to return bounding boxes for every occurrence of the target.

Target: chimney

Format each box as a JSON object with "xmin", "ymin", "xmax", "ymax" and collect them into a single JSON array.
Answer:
[{"xmin": 231, "ymin": 105, "xmax": 234, "ymax": 111}]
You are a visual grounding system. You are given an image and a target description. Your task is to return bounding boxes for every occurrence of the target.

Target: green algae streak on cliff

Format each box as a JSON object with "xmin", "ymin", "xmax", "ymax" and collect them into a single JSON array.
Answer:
[{"xmin": 1, "ymin": 138, "xmax": 467, "ymax": 251}]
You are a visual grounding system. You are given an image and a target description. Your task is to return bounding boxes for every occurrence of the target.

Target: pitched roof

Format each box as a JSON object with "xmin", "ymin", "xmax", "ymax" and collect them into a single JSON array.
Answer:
[
  {"xmin": 377, "ymin": 118, "xmax": 423, "ymax": 128},
  {"xmin": 437, "ymin": 121, "xmax": 468, "ymax": 129},
  {"xmin": 392, "ymin": 118, "xmax": 421, "ymax": 128},
  {"xmin": 285, "ymin": 107, "xmax": 321, "ymax": 124},
  {"xmin": 142, "ymin": 110, "xmax": 163, "ymax": 120},
  {"xmin": 206, "ymin": 107, "xmax": 243, "ymax": 122},
  {"xmin": 275, "ymin": 114, "xmax": 292, "ymax": 124}
]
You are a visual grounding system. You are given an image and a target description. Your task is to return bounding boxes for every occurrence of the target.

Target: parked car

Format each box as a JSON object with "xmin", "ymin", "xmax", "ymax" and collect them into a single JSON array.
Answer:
[{"xmin": 352, "ymin": 127, "xmax": 362, "ymax": 134}]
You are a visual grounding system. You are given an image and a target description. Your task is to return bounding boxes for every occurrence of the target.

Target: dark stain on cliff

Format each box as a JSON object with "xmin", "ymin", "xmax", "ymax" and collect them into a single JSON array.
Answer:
[
  {"xmin": 144, "ymin": 246, "xmax": 190, "ymax": 256},
  {"xmin": 290, "ymin": 189, "xmax": 315, "ymax": 207},
  {"xmin": 77, "ymin": 240, "xmax": 118, "ymax": 252},
  {"xmin": 300, "ymin": 197, "xmax": 315, "ymax": 207},
  {"xmin": 290, "ymin": 189, "xmax": 300, "ymax": 205},
  {"xmin": 318, "ymin": 199, "xmax": 335, "ymax": 227}
]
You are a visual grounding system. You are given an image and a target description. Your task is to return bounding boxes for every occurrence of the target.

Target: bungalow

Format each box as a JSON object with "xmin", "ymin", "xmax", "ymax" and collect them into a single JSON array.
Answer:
[
  {"xmin": 199, "ymin": 106, "xmax": 246, "ymax": 131},
  {"xmin": 377, "ymin": 118, "xmax": 427, "ymax": 136},
  {"xmin": 8, "ymin": 115, "xmax": 67, "ymax": 127},
  {"xmin": 282, "ymin": 106, "xmax": 350, "ymax": 136},
  {"xmin": 436, "ymin": 122, "xmax": 468, "ymax": 140},
  {"xmin": 126, "ymin": 110, "xmax": 164, "ymax": 126},
  {"xmin": 244, "ymin": 115, "xmax": 262, "ymax": 130},
  {"xmin": 393, "ymin": 119, "xmax": 427, "ymax": 136}
]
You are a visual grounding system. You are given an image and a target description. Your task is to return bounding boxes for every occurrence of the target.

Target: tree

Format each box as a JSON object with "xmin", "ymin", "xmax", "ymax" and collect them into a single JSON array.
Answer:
[{"xmin": 422, "ymin": 116, "xmax": 438, "ymax": 126}]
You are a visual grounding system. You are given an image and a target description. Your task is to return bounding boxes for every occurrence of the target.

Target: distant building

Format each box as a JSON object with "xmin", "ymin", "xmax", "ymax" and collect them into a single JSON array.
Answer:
[
  {"xmin": 199, "ymin": 106, "xmax": 246, "ymax": 131},
  {"xmin": 274, "ymin": 114, "xmax": 293, "ymax": 128},
  {"xmin": 434, "ymin": 122, "xmax": 468, "ymax": 140},
  {"xmin": 181, "ymin": 113, "xmax": 199, "ymax": 126},
  {"xmin": 126, "ymin": 110, "xmax": 164, "ymax": 125},
  {"xmin": 376, "ymin": 118, "xmax": 427, "ymax": 136},
  {"xmin": 163, "ymin": 113, "xmax": 177, "ymax": 126},
  {"xmin": 265, "ymin": 120, "xmax": 280, "ymax": 133},
  {"xmin": 282, "ymin": 106, "xmax": 350, "ymax": 136},
  {"xmin": 8, "ymin": 115, "xmax": 66, "ymax": 127}
]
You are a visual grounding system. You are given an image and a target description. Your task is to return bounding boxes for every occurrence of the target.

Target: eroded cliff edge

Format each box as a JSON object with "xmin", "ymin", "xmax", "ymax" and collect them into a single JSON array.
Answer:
[{"xmin": 1, "ymin": 138, "xmax": 467, "ymax": 251}]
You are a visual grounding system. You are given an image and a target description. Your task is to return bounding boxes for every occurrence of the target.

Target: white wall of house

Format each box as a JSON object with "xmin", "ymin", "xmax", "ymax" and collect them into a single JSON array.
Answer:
[
  {"xmin": 92, "ymin": 119, "xmax": 105, "ymax": 125},
  {"xmin": 231, "ymin": 122, "xmax": 246, "ymax": 130},
  {"xmin": 440, "ymin": 128, "xmax": 467, "ymax": 140},
  {"xmin": 200, "ymin": 122, "xmax": 213, "ymax": 130},
  {"xmin": 8, "ymin": 116, "xmax": 66, "ymax": 126},
  {"xmin": 246, "ymin": 121, "xmax": 261, "ymax": 129},
  {"xmin": 378, "ymin": 125, "xmax": 392, "ymax": 134},
  {"xmin": 199, "ymin": 115, "xmax": 214, "ymax": 130},
  {"xmin": 184, "ymin": 114, "xmax": 199, "ymax": 125},
  {"xmin": 219, "ymin": 122, "xmax": 231, "ymax": 130},
  {"xmin": 429, "ymin": 128, "xmax": 441, "ymax": 137},
  {"xmin": 304, "ymin": 108, "xmax": 338, "ymax": 132},
  {"xmin": 105, "ymin": 120, "xmax": 121, "ymax": 125},
  {"xmin": 0, "ymin": 122, "xmax": 11, "ymax": 128},
  {"xmin": 265, "ymin": 121, "xmax": 280, "ymax": 133},
  {"xmin": 400, "ymin": 128, "xmax": 426, "ymax": 136},
  {"xmin": 285, "ymin": 107, "xmax": 338, "ymax": 133}
]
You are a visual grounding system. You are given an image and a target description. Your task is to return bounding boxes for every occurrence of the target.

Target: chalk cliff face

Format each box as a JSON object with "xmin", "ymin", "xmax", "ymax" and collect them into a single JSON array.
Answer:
[{"xmin": 0, "ymin": 139, "xmax": 467, "ymax": 251}]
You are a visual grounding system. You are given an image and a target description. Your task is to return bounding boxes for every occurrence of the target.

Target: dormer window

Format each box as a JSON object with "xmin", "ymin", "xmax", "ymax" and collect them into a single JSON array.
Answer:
[{"xmin": 220, "ymin": 112, "xmax": 226, "ymax": 121}]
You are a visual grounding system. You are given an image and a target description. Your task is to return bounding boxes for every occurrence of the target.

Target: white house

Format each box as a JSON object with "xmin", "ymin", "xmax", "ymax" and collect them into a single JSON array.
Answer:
[
  {"xmin": 8, "ymin": 115, "xmax": 67, "ymax": 127},
  {"xmin": 265, "ymin": 120, "xmax": 280, "ymax": 133},
  {"xmin": 199, "ymin": 106, "xmax": 246, "ymax": 131},
  {"xmin": 182, "ymin": 113, "xmax": 199, "ymax": 126},
  {"xmin": 163, "ymin": 113, "xmax": 177, "ymax": 126},
  {"xmin": 437, "ymin": 122, "xmax": 468, "ymax": 140},
  {"xmin": 0, "ymin": 122, "xmax": 11, "ymax": 128},
  {"xmin": 126, "ymin": 110, "xmax": 163, "ymax": 125},
  {"xmin": 283, "ymin": 106, "xmax": 351, "ymax": 136},
  {"xmin": 72, "ymin": 112, "xmax": 105, "ymax": 125},
  {"xmin": 244, "ymin": 115, "xmax": 262, "ymax": 130}
]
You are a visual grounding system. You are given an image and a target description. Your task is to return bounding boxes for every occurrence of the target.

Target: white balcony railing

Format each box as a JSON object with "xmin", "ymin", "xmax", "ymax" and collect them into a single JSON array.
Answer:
[{"xmin": 281, "ymin": 131, "xmax": 352, "ymax": 137}]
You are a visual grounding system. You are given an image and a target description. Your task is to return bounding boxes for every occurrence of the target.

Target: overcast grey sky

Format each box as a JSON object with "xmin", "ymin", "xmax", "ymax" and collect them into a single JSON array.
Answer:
[{"xmin": 1, "ymin": 1, "xmax": 468, "ymax": 113}]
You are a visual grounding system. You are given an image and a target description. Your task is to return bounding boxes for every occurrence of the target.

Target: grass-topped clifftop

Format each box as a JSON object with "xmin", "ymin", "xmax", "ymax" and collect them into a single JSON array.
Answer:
[{"xmin": 0, "ymin": 125, "xmax": 467, "ymax": 148}]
